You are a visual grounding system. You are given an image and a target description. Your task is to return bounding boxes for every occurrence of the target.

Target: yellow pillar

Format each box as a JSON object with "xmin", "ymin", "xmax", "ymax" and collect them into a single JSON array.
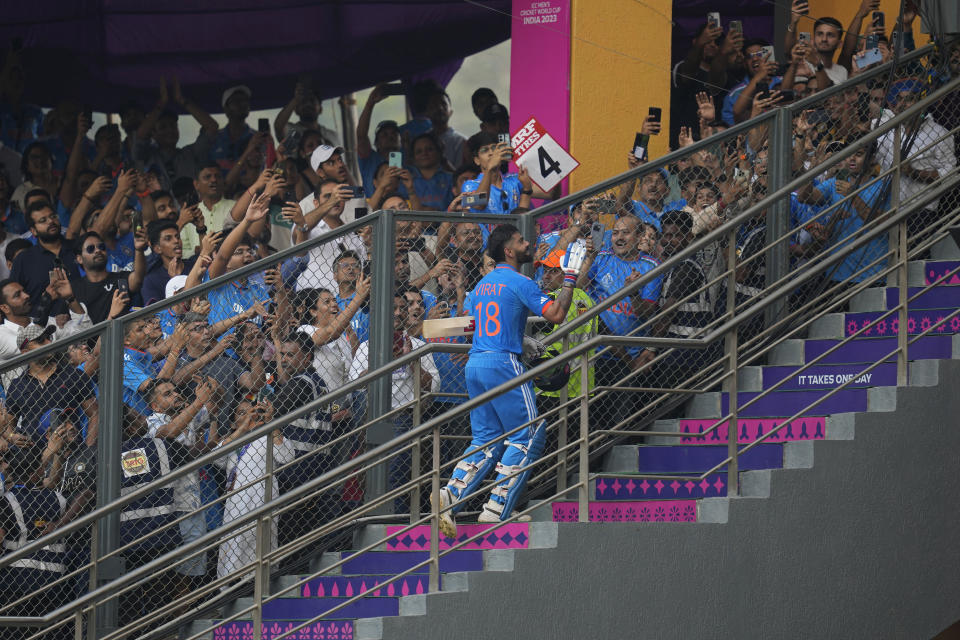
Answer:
[{"xmin": 568, "ymin": 0, "xmax": 673, "ymax": 191}]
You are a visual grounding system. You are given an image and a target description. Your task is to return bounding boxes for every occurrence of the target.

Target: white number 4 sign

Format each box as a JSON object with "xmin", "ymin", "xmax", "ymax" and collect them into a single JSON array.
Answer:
[{"xmin": 511, "ymin": 117, "xmax": 579, "ymax": 192}]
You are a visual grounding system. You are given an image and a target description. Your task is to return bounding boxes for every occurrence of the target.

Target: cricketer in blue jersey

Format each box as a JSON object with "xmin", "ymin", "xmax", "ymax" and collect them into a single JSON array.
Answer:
[{"xmin": 434, "ymin": 224, "xmax": 582, "ymax": 536}]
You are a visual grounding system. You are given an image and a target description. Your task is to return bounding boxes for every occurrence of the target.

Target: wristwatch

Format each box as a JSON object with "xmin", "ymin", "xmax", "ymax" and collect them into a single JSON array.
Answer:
[
  {"xmin": 297, "ymin": 223, "xmax": 310, "ymax": 233},
  {"xmin": 521, "ymin": 189, "xmax": 533, "ymax": 195},
  {"xmin": 816, "ymin": 62, "xmax": 825, "ymax": 72}
]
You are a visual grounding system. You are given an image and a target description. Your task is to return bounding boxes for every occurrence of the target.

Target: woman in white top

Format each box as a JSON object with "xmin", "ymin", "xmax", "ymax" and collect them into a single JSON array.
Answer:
[{"xmin": 216, "ymin": 399, "xmax": 295, "ymax": 581}]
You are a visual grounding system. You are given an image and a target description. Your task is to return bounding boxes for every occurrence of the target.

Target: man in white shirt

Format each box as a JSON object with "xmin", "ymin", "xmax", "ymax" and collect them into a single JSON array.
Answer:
[
  {"xmin": 875, "ymin": 79, "xmax": 957, "ymax": 243},
  {"xmin": 289, "ymin": 179, "xmax": 367, "ymax": 292},
  {"xmin": 785, "ymin": 3, "xmax": 848, "ymax": 87},
  {"xmin": 348, "ymin": 293, "xmax": 438, "ymax": 514},
  {"xmin": 0, "ymin": 277, "xmax": 92, "ymax": 388},
  {"xmin": 298, "ymin": 145, "xmax": 366, "ymax": 224},
  {"xmin": 181, "ymin": 162, "xmax": 236, "ymax": 256},
  {"xmin": 145, "ymin": 377, "xmax": 219, "ymax": 582}
]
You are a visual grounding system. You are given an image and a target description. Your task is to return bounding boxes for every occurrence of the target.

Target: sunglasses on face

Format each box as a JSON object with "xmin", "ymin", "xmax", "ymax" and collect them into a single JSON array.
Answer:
[{"xmin": 84, "ymin": 243, "xmax": 107, "ymax": 254}]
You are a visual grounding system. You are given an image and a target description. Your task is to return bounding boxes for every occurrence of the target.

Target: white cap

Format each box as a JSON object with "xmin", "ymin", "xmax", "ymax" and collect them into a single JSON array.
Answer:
[
  {"xmin": 165, "ymin": 275, "xmax": 188, "ymax": 300},
  {"xmin": 310, "ymin": 144, "xmax": 345, "ymax": 172},
  {"xmin": 221, "ymin": 85, "xmax": 251, "ymax": 110}
]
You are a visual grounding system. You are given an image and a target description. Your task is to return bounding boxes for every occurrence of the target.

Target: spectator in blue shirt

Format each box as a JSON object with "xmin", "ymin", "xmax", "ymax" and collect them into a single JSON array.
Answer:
[
  {"xmin": 617, "ymin": 159, "xmax": 670, "ymax": 231},
  {"xmin": 576, "ymin": 215, "xmax": 663, "ymax": 427},
  {"xmin": 210, "ymin": 86, "xmax": 254, "ymax": 175},
  {"xmin": 796, "ymin": 143, "xmax": 890, "ymax": 286},
  {"xmin": 408, "ymin": 133, "xmax": 454, "ymax": 211},
  {"xmin": 356, "ymin": 84, "xmax": 403, "ymax": 197},
  {"xmin": 461, "ymin": 132, "xmax": 530, "ymax": 215},
  {"xmin": 205, "ymin": 193, "xmax": 271, "ymax": 330},
  {"xmin": 122, "ymin": 315, "xmax": 167, "ymax": 415},
  {"xmin": 722, "ymin": 39, "xmax": 782, "ymax": 125},
  {"xmin": 332, "ymin": 250, "xmax": 369, "ymax": 344}
]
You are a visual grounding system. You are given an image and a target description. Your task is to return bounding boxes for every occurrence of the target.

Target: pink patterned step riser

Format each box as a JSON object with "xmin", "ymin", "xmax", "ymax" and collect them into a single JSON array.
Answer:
[
  {"xmin": 844, "ymin": 311, "xmax": 960, "ymax": 337},
  {"xmin": 596, "ymin": 474, "xmax": 726, "ymax": 500},
  {"xmin": 678, "ymin": 418, "xmax": 825, "ymax": 443},
  {"xmin": 300, "ymin": 575, "xmax": 430, "ymax": 598},
  {"xmin": 551, "ymin": 500, "xmax": 697, "ymax": 523},
  {"xmin": 383, "ymin": 523, "xmax": 530, "ymax": 551},
  {"xmin": 212, "ymin": 621, "xmax": 352, "ymax": 640},
  {"xmin": 926, "ymin": 262, "xmax": 960, "ymax": 286}
]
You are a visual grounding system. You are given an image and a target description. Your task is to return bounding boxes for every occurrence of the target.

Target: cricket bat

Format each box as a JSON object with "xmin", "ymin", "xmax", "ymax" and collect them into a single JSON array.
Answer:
[{"xmin": 422, "ymin": 316, "xmax": 475, "ymax": 339}]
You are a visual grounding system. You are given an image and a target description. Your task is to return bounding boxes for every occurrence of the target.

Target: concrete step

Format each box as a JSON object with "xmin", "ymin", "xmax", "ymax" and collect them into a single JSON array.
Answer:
[
  {"xmin": 930, "ymin": 234, "xmax": 959, "ymax": 259},
  {"xmin": 636, "ymin": 443, "xmax": 783, "ymax": 473},
  {"xmin": 768, "ymin": 335, "xmax": 953, "ymax": 365},
  {"xmin": 740, "ymin": 362, "xmax": 894, "ymax": 391},
  {"xmin": 686, "ymin": 388, "xmax": 872, "ymax": 418},
  {"xmin": 310, "ymin": 550, "xmax": 484, "ymax": 575},
  {"xmin": 850, "ymin": 286, "xmax": 960, "ymax": 312}
]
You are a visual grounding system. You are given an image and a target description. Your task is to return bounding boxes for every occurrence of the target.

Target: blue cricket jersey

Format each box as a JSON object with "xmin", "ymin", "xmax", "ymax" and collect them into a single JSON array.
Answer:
[
  {"xmin": 469, "ymin": 264, "xmax": 553, "ymax": 355},
  {"xmin": 587, "ymin": 251, "xmax": 663, "ymax": 347}
]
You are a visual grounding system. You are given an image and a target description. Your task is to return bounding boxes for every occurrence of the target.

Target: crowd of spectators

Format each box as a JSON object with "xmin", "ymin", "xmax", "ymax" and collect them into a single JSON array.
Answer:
[{"xmin": 0, "ymin": 0, "xmax": 958, "ymax": 625}]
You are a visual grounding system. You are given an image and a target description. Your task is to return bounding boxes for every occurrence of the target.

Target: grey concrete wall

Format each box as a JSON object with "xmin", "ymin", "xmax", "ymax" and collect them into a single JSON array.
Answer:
[{"xmin": 379, "ymin": 359, "xmax": 960, "ymax": 639}]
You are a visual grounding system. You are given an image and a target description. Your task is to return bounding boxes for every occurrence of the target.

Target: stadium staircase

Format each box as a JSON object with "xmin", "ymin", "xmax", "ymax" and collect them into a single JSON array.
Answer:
[{"xmin": 187, "ymin": 239, "xmax": 960, "ymax": 638}]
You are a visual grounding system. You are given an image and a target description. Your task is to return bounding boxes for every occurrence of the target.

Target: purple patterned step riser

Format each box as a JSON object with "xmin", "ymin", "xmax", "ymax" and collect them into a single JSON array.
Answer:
[
  {"xmin": 721, "ymin": 390, "xmax": 866, "ymax": 416},
  {"xmin": 338, "ymin": 550, "xmax": 482, "ymax": 575},
  {"xmin": 637, "ymin": 444, "xmax": 782, "ymax": 473},
  {"xmin": 263, "ymin": 597, "xmax": 398, "ymax": 620},
  {"xmin": 213, "ymin": 621, "xmax": 353, "ymax": 640},
  {"xmin": 884, "ymin": 287, "xmax": 960, "ymax": 309},
  {"xmin": 803, "ymin": 336, "xmax": 951, "ymax": 364},
  {"xmin": 383, "ymin": 523, "xmax": 530, "ymax": 551},
  {"xmin": 843, "ymin": 310, "xmax": 960, "ymax": 337},
  {"xmin": 762, "ymin": 363, "xmax": 894, "ymax": 390},
  {"xmin": 551, "ymin": 500, "xmax": 697, "ymax": 522},
  {"xmin": 676, "ymin": 418, "xmax": 826, "ymax": 443},
  {"xmin": 596, "ymin": 474, "xmax": 727, "ymax": 500},
  {"xmin": 300, "ymin": 575, "xmax": 435, "ymax": 598},
  {"xmin": 925, "ymin": 261, "xmax": 960, "ymax": 286}
]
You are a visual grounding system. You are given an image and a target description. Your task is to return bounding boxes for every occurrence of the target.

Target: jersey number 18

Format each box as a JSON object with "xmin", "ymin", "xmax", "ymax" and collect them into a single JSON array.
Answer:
[{"xmin": 474, "ymin": 301, "xmax": 501, "ymax": 337}]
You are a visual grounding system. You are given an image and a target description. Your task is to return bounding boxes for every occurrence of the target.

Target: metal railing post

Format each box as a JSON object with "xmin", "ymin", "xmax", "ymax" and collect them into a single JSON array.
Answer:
[
  {"xmin": 410, "ymin": 360, "xmax": 422, "ymax": 523},
  {"xmin": 429, "ymin": 417, "xmax": 441, "ymax": 592},
  {"xmin": 262, "ymin": 431, "xmax": 274, "ymax": 588},
  {"xmin": 95, "ymin": 319, "xmax": 123, "ymax": 636},
  {"xmin": 557, "ymin": 335, "xmax": 570, "ymax": 493},
  {"xmin": 253, "ymin": 516, "xmax": 264, "ymax": 640},
  {"xmin": 765, "ymin": 107, "xmax": 792, "ymax": 331},
  {"xmin": 366, "ymin": 210, "xmax": 396, "ymax": 510},
  {"xmin": 893, "ymin": 125, "xmax": 908, "ymax": 385},
  {"xmin": 578, "ymin": 352, "xmax": 590, "ymax": 522},
  {"xmin": 724, "ymin": 228, "xmax": 740, "ymax": 497}
]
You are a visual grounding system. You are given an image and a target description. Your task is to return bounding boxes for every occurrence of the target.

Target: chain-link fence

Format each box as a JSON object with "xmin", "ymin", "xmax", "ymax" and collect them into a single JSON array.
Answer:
[{"xmin": 0, "ymin": 39, "xmax": 958, "ymax": 640}]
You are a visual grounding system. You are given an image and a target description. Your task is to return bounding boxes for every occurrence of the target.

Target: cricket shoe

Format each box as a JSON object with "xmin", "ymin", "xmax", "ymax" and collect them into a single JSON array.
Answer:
[
  {"xmin": 477, "ymin": 502, "xmax": 532, "ymax": 524},
  {"xmin": 431, "ymin": 486, "xmax": 458, "ymax": 538}
]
